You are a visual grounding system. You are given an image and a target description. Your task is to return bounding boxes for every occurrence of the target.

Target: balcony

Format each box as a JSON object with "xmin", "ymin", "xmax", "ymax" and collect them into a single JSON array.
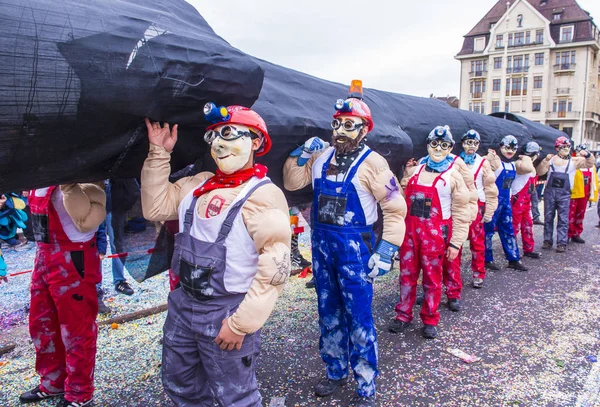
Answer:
[
  {"xmin": 507, "ymin": 66, "xmax": 530, "ymax": 74},
  {"xmin": 553, "ymin": 63, "xmax": 576, "ymax": 73},
  {"xmin": 496, "ymin": 41, "xmax": 542, "ymax": 49},
  {"xmin": 545, "ymin": 111, "xmax": 580, "ymax": 119},
  {"xmin": 469, "ymin": 70, "xmax": 487, "ymax": 78},
  {"xmin": 556, "ymin": 87, "xmax": 571, "ymax": 95},
  {"xmin": 471, "ymin": 92, "xmax": 484, "ymax": 99}
]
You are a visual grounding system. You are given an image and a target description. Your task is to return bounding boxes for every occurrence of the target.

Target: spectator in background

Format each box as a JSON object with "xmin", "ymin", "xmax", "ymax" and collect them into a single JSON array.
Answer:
[
  {"xmin": 95, "ymin": 221, "xmax": 111, "ymax": 314},
  {"xmin": 0, "ymin": 192, "xmax": 33, "ymax": 251},
  {"xmin": 105, "ymin": 179, "xmax": 139, "ymax": 295}
]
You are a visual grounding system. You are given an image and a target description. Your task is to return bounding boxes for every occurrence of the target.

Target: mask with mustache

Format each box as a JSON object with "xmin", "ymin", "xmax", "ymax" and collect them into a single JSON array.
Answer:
[{"xmin": 327, "ymin": 116, "xmax": 367, "ymax": 176}]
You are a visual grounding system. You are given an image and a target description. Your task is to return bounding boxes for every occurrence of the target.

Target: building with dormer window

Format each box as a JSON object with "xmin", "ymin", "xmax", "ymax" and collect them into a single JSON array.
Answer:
[{"xmin": 456, "ymin": 0, "xmax": 600, "ymax": 147}]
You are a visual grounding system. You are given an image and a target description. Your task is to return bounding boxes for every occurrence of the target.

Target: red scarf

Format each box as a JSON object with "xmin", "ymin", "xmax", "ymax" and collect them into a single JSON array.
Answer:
[{"xmin": 193, "ymin": 164, "xmax": 268, "ymax": 197}]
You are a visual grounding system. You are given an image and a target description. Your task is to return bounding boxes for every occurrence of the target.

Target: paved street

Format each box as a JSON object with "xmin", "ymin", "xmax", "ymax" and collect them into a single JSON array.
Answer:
[{"xmin": 1, "ymin": 205, "xmax": 599, "ymax": 406}]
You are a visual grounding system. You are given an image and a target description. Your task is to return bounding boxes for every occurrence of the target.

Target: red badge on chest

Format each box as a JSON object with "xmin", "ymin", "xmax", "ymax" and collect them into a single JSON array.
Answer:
[{"xmin": 205, "ymin": 195, "xmax": 226, "ymax": 218}]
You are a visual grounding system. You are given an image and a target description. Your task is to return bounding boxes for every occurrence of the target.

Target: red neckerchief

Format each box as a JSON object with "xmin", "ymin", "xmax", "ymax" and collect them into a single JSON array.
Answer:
[{"xmin": 193, "ymin": 164, "xmax": 268, "ymax": 197}]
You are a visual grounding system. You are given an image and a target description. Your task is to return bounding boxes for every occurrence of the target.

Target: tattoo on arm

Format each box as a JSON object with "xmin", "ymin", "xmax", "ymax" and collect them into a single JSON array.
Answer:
[{"xmin": 270, "ymin": 253, "xmax": 290, "ymax": 286}]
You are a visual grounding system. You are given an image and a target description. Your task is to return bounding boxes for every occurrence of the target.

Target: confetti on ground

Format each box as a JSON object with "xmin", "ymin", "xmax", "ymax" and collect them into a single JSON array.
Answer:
[{"xmin": 1, "ymin": 208, "xmax": 600, "ymax": 406}]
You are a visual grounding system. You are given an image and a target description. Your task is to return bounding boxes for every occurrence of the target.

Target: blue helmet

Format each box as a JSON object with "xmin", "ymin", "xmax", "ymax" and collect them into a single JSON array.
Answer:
[
  {"xmin": 499, "ymin": 135, "xmax": 518, "ymax": 149},
  {"xmin": 427, "ymin": 125, "xmax": 455, "ymax": 145},
  {"xmin": 462, "ymin": 129, "xmax": 481, "ymax": 141},
  {"xmin": 521, "ymin": 141, "xmax": 541, "ymax": 156}
]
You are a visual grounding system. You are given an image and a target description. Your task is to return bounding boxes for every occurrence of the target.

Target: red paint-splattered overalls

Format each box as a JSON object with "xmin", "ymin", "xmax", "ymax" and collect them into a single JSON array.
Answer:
[
  {"xmin": 568, "ymin": 169, "xmax": 592, "ymax": 238},
  {"xmin": 394, "ymin": 164, "xmax": 453, "ymax": 326},
  {"xmin": 28, "ymin": 187, "xmax": 101, "ymax": 403},
  {"xmin": 512, "ymin": 175, "xmax": 536, "ymax": 254},
  {"xmin": 451, "ymin": 157, "xmax": 487, "ymax": 283}
]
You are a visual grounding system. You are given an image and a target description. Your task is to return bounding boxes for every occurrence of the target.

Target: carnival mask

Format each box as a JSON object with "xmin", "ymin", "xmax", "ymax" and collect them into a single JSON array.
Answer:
[
  {"xmin": 331, "ymin": 115, "xmax": 366, "ymax": 154},
  {"xmin": 500, "ymin": 145, "xmax": 517, "ymax": 160},
  {"xmin": 208, "ymin": 124, "xmax": 260, "ymax": 174},
  {"xmin": 462, "ymin": 139, "xmax": 480, "ymax": 155},
  {"xmin": 427, "ymin": 140, "xmax": 453, "ymax": 163}
]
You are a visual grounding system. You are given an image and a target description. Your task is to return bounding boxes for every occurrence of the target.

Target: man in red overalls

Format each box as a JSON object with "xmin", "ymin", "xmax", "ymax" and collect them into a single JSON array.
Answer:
[
  {"xmin": 390, "ymin": 126, "xmax": 470, "ymax": 339},
  {"xmin": 20, "ymin": 183, "xmax": 106, "ymax": 407},
  {"xmin": 568, "ymin": 144, "xmax": 595, "ymax": 243},
  {"xmin": 511, "ymin": 142, "xmax": 542, "ymax": 259}
]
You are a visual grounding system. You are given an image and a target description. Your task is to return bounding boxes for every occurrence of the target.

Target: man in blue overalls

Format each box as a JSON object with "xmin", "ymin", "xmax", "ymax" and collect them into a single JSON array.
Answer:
[
  {"xmin": 283, "ymin": 80, "xmax": 406, "ymax": 407},
  {"xmin": 484, "ymin": 135, "xmax": 530, "ymax": 271}
]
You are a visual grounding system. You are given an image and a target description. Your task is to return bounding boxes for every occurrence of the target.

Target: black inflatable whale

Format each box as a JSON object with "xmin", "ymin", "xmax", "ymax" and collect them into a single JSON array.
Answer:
[{"xmin": 0, "ymin": 0, "xmax": 565, "ymax": 206}]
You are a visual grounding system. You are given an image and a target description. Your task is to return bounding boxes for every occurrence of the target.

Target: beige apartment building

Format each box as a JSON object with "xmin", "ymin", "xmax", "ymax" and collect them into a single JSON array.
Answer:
[{"xmin": 456, "ymin": 0, "xmax": 600, "ymax": 147}]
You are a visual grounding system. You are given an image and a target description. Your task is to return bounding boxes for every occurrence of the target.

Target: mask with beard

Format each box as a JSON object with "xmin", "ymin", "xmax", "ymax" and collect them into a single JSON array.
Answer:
[{"xmin": 327, "ymin": 115, "xmax": 367, "ymax": 176}]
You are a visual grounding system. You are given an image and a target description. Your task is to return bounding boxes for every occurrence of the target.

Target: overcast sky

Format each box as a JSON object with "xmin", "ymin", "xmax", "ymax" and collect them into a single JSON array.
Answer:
[{"xmin": 187, "ymin": 0, "xmax": 600, "ymax": 98}]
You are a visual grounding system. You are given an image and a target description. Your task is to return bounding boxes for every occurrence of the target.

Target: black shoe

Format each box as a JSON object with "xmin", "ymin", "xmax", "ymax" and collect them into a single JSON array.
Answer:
[
  {"xmin": 556, "ymin": 244, "xmax": 567, "ymax": 253},
  {"xmin": 523, "ymin": 251, "xmax": 541, "ymax": 259},
  {"xmin": 533, "ymin": 218, "xmax": 545, "ymax": 226},
  {"xmin": 571, "ymin": 236, "xmax": 585, "ymax": 244},
  {"xmin": 447, "ymin": 298, "xmax": 461, "ymax": 312},
  {"xmin": 19, "ymin": 386, "xmax": 64, "ymax": 403},
  {"xmin": 485, "ymin": 262, "xmax": 500, "ymax": 271},
  {"xmin": 291, "ymin": 253, "xmax": 312, "ymax": 276},
  {"xmin": 542, "ymin": 241, "xmax": 553, "ymax": 250},
  {"xmin": 422, "ymin": 324, "xmax": 437, "ymax": 339},
  {"xmin": 508, "ymin": 260, "xmax": 528, "ymax": 271},
  {"xmin": 348, "ymin": 395, "xmax": 377, "ymax": 407},
  {"xmin": 415, "ymin": 293, "xmax": 424, "ymax": 306},
  {"xmin": 97, "ymin": 297, "xmax": 111, "ymax": 314},
  {"xmin": 56, "ymin": 399, "xmax": 93, "ymax": 407},
  {"xmin": 472, "ymin": 278, "xmax": 484, "ymax": 289},
  {"xmin": 314, "ymin": 377, "xmax": 347, "ymax": 397},
  {"xmin": 388, "ymin": 318, "xmax": 411, "ymax": 333},
  {"xmin": 305, "ymin": 277, "xmax": 315, "ymax": 289},
  {"xmin": 115, "ymin": 281, "xmax": 134, "ymax": 296}
]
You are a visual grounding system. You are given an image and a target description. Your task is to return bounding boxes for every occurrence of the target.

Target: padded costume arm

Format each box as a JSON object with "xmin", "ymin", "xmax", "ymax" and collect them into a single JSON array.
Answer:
[
  {"xmin": 400, "ymin": 164, "xmax": 418, "ymax": 189},
  {"xmin": 228, "ymin": 184, "xmax": 291, "ymax": 335},
  {"xmin": 485, "ymin": 151, "xmax": 502, "ymax": 171},
  {"xmin": 515, "ymin": 156, "xmax": 535, "ymax": 175},
  {"xmin": 141, "ymin": 143, "xmax": 212, "ymax": 221},
  {"xmin": 481, "ymin": 159, "xmax": 499, "ymax": 219},
  {"xmin": 449, "ymin": 172, "xmax": 470, "ymax": 248},
  {"xmin": 282, "ymin": 153, "xmax": 319, "ymax": 191},
  {"xmin": 573, "ymin": 154, "xmax": 596, "ymax": 170},
  {"xmin": 536, "ymin": 157, "xmax": 551, "ymax": 176},
  {"xmin": 60, "ymin": 183, "xmax": 106, "ymax": 233},
  {"xmin": 359, "ymin": 153, "xmax": 407, "ymax": 247},
  {"xmin": 454, "ymin": 157, "xmax": 479, "ymax": 222}
]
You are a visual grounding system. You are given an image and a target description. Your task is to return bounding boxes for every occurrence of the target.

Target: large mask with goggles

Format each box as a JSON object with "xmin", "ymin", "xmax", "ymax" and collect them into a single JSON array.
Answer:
[
  {"xmin": 499, "ymin": 135, "xmax": 519, "ymax": 160},
  {"xmin": 331, "ymin": 80, "xmax": 374, "ymax": 154},
  {"xmin": 461, "ymin": 130, "xmax": 481, "ymax": 155},
  {"xmin": 554, "ymin": 136, "xmax": 572, "ymax": 158},
  {"xmin": 426, "ymin": 125, "xmax": 455, "ymax": 163},
  {"xmin": 203, "ymin": 103, "xmax": 271, "ymax": 174}
]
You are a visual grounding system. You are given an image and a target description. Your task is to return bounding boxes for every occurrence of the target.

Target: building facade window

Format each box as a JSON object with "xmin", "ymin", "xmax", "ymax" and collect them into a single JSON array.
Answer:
[
  {"xmin": 475, "ymin": 37, "xmax": 486, "ymax": 51},
  {"xmin": 526, "ymin": 31, "xmax": 531, "ymax": 44},
  {"xmin": 496, "ymin": 35, "xmax": 504, "ymax": 48},
  {"xmin": 555, "ymin": 51, "xmax": 576, "ymax": 68},
  {"xmin": 553, "ymin": 12, "xmax": 562, "ymax": 21},
  {"xmin": 535, "ymin": 52, "xmax": 544, "ymax": 65},
  {"xmin": 506, "ymin": 78, "xmax": 511, "ymax": 96},
  {"xmin": 505, "ymin": 101, "xmax": 510, "ymax": 112},
  {"xmin": 514, "ymin": 32, "xmax": 524, "ymax": 46},
  {"xmin": 560, "ymin": 26, "xmax": 574, "ymax": 43},
  {"xmin": 532, "ymin": 102, "xmax": 541, "ymax": 112},
  {"xmin": 471, "ymin": 59, "xmax": 488, "ymax": 74},
  {"xmin": 492, "ymin": 101, "xmax": 500, "ymax": 113},
  {"xmin": 534, "ymin": 76, "xmax": 543, "ymax": 89},
  {"xmin": 508, "ymin": 33, "xmax": 514, "ymax": 46},
  {"xmin": 493, "ymin": 79, "xmax": 501, "ymax": 91},
  {"xmin": 523, "ymin": 77, "xmax": 528, "ymax": 95},
  {"xmin": 536, "ymin": 29, "xmax": 544, "ymax": 43},
  {"xmin": 494, "ymin": 57, "xmax": 502, "ymax": 69}
]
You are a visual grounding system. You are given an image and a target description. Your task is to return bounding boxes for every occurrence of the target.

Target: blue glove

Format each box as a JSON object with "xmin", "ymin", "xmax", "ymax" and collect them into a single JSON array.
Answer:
[
  {"xmin": 289, "ymin": 137, "xmax": 329, "ymax": 166},
  {"xmin": 367, "ymin": 240, "xmax": 399, "ymax": 278}
]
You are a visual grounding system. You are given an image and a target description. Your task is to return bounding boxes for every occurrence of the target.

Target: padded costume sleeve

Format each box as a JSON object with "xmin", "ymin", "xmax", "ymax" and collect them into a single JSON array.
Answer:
[
  {"xmin": 485, "ymin": 151, "xmax": 502, "ymax": 172},
  {"xmin": 359, "ymin": 153, "xmax": 407, "ymax": 247},
  {"xmin": 536, "ymin": 157, "xmax": 552, "ymax": 176},
  {"xmin": 449, "ymin": 172, "xmax": 470, "ymax": 248},
  {"xmin": 60, "ymin": 182, "xmax": 107, "ymax": 233},
  {"xmin": 400, "ymin": 165, "xmax": 418, "ymax": 189},
  {"xmin": 481, "ymin": 159, "xmax": 499, "ymax": 219},
  {"xmin": 228, "ymin": 183, "xmax": 291, "ymax": 335},
  {"xmin": 515, "ymin": 156, "xmax": 535, "ymax": 175},
  {"xmin": 141, "ymin": 143, "xmax": 212, "ymax": 221},
  {"xmin": 573, "ymin": 154, "xmax": 596, "ymax": 170},
  {"xmin": 454, "ymin": 157, "xmax": 479, "ymax": 221},
  {"xmin": 282, "ymin": 153, "xmax": 319, "ymax": 191}
]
